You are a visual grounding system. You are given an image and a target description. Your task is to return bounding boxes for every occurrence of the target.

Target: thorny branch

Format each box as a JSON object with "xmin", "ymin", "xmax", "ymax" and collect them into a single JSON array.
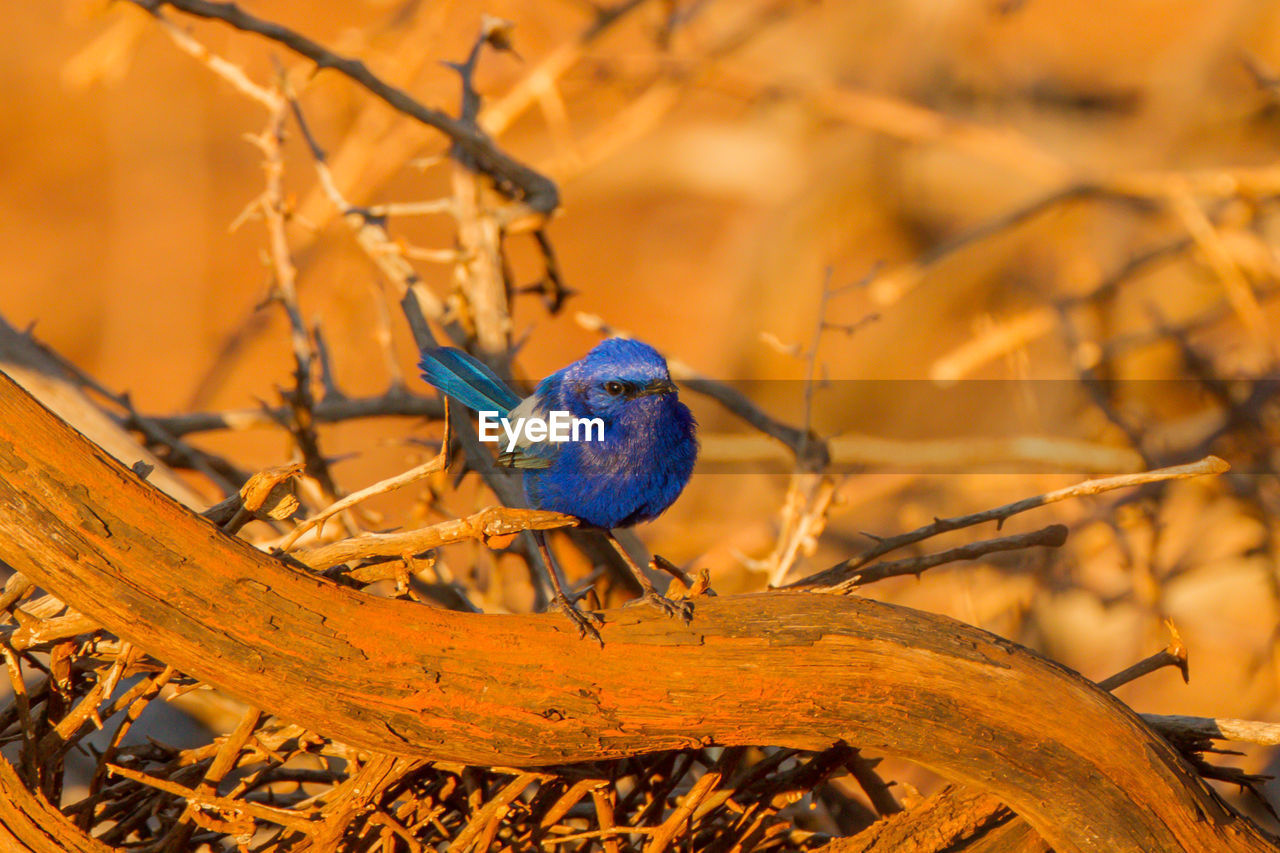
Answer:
[
  {"xmin": 130, "ymin": 0, "xmax": 559, "ymax": 221},
  {"xmin": 789, "ymin": 455, "xmax": 1230, "ymax": 589}
]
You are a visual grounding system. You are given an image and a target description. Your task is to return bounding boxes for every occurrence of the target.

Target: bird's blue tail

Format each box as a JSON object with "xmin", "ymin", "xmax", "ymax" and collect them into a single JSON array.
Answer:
[{"xmin": 418, "ymin": 347, "xmax": 522, "ymax": 415}]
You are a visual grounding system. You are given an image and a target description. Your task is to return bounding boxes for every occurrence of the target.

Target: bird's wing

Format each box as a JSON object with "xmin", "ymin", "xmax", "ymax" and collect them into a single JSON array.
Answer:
[
  {"xmin": 417, "ymin": 347, "xmax": 522, "ymax": 414},
  {"xmin": 496, "ymin": 394, "xmax": 556, "ymax": 470}
]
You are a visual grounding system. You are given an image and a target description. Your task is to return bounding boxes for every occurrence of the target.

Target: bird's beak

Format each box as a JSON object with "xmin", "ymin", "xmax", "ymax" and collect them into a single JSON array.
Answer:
[{"xmin": 636, "ymin": 378, "xmax": 677, "ymax": 397}]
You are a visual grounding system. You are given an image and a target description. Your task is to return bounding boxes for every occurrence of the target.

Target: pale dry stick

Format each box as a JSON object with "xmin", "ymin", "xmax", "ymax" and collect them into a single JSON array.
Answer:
[
  {"xmin": 13, "ymin": 593, "xmax": 68, "ymax": 621},
  {"xmin": 278, "ymin": 402, "xmax": 451, "ymax": 551},
  {"xmin": 152, "ymin": 10, "xmax": 280, "ymax": 109},
  {"xmin": 1143, "ymin": 715, "xmax": 1280, "ymax": 747},
  {"xmin": 292, "ymin": 507, "xmax": 577, "ymax": 571},
  {"xmin": 286, "ymin": 0, "xmax": 460, "ymax": 249},
  {"xmin": 366, "ymin": 199, "xmax": 456, "ymax": 218},
  {"xmin": 144, "ymin": 0, "xmax": 454, "ymax": 330},
  {"xmin": 764, "ymin": 270, "xmax": 879, "ymax": 585},
  {"xmin": 763, "ymin": 474, "xmax": 838, "ymax": 587},
  {"xmin": 159, "ymin": 13, "xmax": 345, "ymax": 508},
  {"xmin": 7, "ymin": 610, "xmax": 99, "ymax": 651},
  {"xmin": 790, "ymin": 455, "xmax": 1229, "ymax": 588},
  {"xmin": 707, "ymin": 62, "xmax": 1073, "ymax": 189},
  {"xmin": 254, "ymin": 88, "xmax": 345, "ymax": 508},
  {"xmin": 1166, "ymin": 184, "xmax": 1274, "ymax": 357},
  {"xmin": 590, "ymin": 787, "xmax": 623, "ymax": 853},
  {"xmin": 258, "ymin": 0, "xmax": 652, "ymax": 316},
  {"xmin": 449, "ymin": 21, "xmax": 516, "ymax": 364},
  {"xmin": 0, "ymin": 574, "xmax": 33, "ymax": 617},
  {"xmin": 1105, "ymin": 161, "xmax": 1280, "ymax": 202},
  {"xmin": 929, "ymin": 307, "xmax": 1058, "ymax": 384},
  {"xmin": 286, "ymin": 89, "xmax": 450, "ymax": 328},
  {"xmin": 1, "ymin": 645, "xmax": 35, "ymax": 782},
  {"xmin": 106, "ymin": 762, "xmax": 318, "ymax": 835},
  {"xmin": 404, "ymin": 246, "xmax": 463, "ymax": 264}
]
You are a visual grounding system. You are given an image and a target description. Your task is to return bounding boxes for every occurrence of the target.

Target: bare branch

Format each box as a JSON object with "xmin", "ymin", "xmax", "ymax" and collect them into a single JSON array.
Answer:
[
  {"xmin": 130, "ymin": 0, "xmax": 558, "ymax": 220},
  {"xmin": 789, "ymin": 456, "xmax": 1229, "ymax": 588},
  {"xmin": 291, "ymin": 506, "xmax": 578, "ymax": 571},
  {"xmin": 813, "ymin": 524, "xmax": 1069, "ymax": 593}
]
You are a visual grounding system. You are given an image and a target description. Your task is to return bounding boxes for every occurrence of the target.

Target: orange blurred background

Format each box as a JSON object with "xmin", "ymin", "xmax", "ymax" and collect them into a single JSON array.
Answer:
[{"xmin": 5, "ymin": 0, "xmax": 1280, "ymax": 824}]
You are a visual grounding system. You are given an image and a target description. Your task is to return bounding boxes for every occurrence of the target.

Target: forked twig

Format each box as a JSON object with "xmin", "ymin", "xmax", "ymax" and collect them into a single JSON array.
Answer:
[{"xmin": 278, "ymin": 401, "xmax": 453, "ymax": 551}]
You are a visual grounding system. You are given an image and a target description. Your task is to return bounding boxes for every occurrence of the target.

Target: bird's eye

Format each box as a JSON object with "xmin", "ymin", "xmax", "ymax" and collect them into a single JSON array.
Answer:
[{"xmin": 604, "ymin": 380, "xmax": 625, "ymax": 396}]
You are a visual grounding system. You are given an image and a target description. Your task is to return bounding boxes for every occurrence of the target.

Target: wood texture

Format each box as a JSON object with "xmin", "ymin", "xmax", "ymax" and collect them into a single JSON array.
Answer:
[
  {"xmin": 0, "ymin": 370, "xmax": 1275, "ymax": 853},
  {"xmin": 0, "ymin": 760, "xmax": 114, "ymax": 853}
]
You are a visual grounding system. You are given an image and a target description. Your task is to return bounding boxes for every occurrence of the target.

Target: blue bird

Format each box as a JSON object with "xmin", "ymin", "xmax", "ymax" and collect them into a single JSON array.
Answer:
[{"xmin": 419, "ymin": 338, "xmax": 698, "ymax": 642}]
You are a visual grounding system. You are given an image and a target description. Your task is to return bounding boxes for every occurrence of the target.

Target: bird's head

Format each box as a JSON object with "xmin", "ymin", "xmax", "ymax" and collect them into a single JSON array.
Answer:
[{"xmin": 565, "ymin": 338, "xmax": 680, "ymax": 419}]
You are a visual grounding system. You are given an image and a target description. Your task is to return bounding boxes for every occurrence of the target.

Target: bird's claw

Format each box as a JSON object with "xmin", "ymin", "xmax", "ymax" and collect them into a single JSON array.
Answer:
[
  {"xmin": 550, "ymin": 594, "xmax": 604, "ymax": 646},
  {"xmin": 626, "ymin": 591, "xmax": 694, "ymax": 625}
]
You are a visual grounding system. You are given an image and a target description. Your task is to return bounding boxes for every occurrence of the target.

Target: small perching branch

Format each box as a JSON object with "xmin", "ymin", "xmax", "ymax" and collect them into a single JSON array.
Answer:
[{"xmin": 291, "ymin": 506, "xmax": 578, "ymax": 571}]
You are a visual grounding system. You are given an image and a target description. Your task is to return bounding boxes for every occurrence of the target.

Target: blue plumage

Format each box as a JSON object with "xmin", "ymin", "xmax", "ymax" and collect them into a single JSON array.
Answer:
[
  {"xmin": 419, "ymin": 338, "xmax": 699, "ymax": 639},
  {"xmin": 418, "ymin": 339, "xmax": 697, "ymax": 529},
  {"xmin": 417, "ymin": 346, "xmax": 521, "ymax": 414}
]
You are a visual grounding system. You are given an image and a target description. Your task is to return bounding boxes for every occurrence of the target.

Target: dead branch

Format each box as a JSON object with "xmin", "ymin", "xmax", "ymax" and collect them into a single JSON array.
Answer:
[
  {"xmin": 1099, "ymin": 621, "xmax": 1189, "ymax": 691},
  {"xmin": 812, "ymin": 524, "xmax": 1069, "ymax": 593},
  {"xmin": 291, "ymin": 506, "xmax": 578, "ymax": 571},
  {"xmin": 1144, "ymin": 715, "xmax": 1280, "ymax": 748},
  {"xmin": 790, "ymin": 455, "xmax": 1230, "ymax": 588},
  {"xmin": 278, "ymin": 401, "xmax": 450, "ymax": 551},
  {"xmin": 129, "ymin": 0, "xmax": 558, "ymax": 221},
  {"xmin": 0, "ymin": 373, "xmax": 1275, "ymax": 853}
]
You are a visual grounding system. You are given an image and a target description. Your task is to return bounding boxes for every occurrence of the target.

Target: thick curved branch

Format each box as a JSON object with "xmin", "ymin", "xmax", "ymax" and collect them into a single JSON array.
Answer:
[{"xmin": 0, "ymin": 371, "xmax": 1274, "ymax": 853}]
